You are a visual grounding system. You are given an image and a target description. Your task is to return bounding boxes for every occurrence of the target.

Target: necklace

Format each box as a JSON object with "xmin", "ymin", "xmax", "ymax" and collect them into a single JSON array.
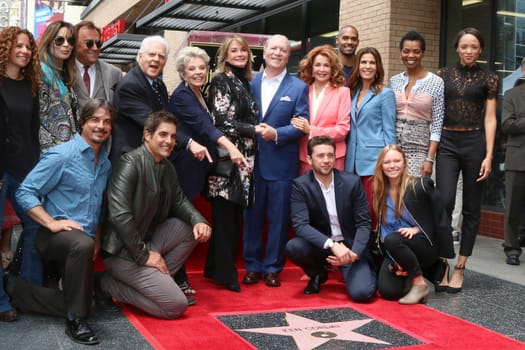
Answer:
[{"xmin": 3, "ymin": 72, "xmax": 23, "ymax": 81}]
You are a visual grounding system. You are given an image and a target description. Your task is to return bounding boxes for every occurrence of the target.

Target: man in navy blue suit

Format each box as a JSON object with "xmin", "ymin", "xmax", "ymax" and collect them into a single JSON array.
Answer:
[
  {"xmin": 286, "ymin": 136, "xmax": 376, "ymax": 301},
  {"xmin": 111, "ymin": 35, "xmax": 209, "ymax": 165},
  {"xmin": 242, "ymin": 34, "xmax": 309, "ymax": 287}
]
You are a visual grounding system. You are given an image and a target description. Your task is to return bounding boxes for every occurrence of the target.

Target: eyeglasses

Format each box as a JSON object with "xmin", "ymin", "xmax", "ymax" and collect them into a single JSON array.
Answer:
[
  {"xmin": 84, "ymin": 40, "xmax": 103, "ymax": 49},
  {"xmin": 54, "ymin": 36, "xmax": 75, "ymax": 47}
]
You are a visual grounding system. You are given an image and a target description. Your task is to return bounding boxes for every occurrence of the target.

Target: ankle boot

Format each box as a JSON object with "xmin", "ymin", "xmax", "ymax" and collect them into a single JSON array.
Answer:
[{"xmin": 399, "ymin": 283, "xmax": 430, "ymax": 305}]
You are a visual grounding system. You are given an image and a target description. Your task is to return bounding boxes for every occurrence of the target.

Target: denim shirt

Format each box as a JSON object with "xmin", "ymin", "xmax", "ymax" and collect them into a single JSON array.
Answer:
[
  {"xmin": 16, "ymin": 134, "xmax": 111, "ymax": 237},
  {"xmin": 380, "ymin": 195, "xmax": 421, "ymax": 241}
]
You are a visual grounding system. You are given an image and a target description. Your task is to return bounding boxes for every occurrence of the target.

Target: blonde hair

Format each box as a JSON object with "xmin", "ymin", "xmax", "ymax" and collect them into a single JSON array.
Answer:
[
  {"xmin": 372, "ymin": 145, "xmax": 414, "ymax": 225},
  {"xmin": 214, "ymin": 35, "xmax": 253, "ymax": 80}
]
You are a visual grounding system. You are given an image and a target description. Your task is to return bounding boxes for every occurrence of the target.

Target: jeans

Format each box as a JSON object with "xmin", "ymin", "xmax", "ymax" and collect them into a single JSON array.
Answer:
[{"xmin": 1, "ymin": 172, "xmax": 43, "ymax": 285}]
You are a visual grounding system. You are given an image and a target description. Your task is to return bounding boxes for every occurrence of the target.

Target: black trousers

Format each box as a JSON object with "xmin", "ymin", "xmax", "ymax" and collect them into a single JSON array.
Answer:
[
  {"xmin": 204, "ymin": 197, "xmax": 243, "ymax": 285},
  {"xmin": 436, "ymin": 129, "xmax": 485, "ymax": 256},
  {"xmin": 12, "ymin": 227, "xmax": 94, "ymax": 318},
  {"xmin": 503, "ymin": 171, "xmax": 525, "ymax": 257},
  {"xmin": 377, "ymin": 233, "xmax": 439, "ymax": 300}
]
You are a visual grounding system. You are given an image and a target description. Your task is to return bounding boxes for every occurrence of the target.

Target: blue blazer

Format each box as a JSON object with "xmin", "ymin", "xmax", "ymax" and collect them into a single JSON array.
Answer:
[
  {"xmin": 250, "ymin": 72, "xmax": 309, "ymax": 180},
  {"xmin": 167, "ymin": 82, "xmax": 223, "ymax": 200},
  {"xmin": 290, "ymin": 169, "xmax": 372, "ymax": 258},
  {"xmin": 345, "ymin": 86, "xmax": 396, "ymax": 176}
]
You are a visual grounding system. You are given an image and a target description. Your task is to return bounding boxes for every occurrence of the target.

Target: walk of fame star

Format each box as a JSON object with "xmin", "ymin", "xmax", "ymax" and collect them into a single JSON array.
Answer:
[{"xmin": 237, "ymin": 312, "xmax": 389, "ymax": 349}]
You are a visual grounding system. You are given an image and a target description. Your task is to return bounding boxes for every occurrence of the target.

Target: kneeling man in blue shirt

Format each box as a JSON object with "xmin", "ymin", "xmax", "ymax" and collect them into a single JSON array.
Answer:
[{"xmin": 9, "ymin": 99, "xmax": 113, "ymax": 345}]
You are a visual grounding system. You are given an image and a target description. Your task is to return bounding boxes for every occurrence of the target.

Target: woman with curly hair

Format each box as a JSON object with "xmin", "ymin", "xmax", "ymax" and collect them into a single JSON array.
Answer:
[
  {"xmin": 0, "ymin": 26, "xmax": 41, "ymax": 321},
  {"xmin": 292, "ymin": 44, "xmax": 350, "ymax": 174},
  {"xmin": 37, "ymin": 21, "xmax": 79, "ymax": 152}
]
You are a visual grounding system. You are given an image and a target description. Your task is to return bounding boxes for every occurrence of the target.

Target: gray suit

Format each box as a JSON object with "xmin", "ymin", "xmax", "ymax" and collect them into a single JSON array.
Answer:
[
  {"xmin": 502, "ymin": 83, "xmax": 525, "ymax": 257},
  {"xmin": 74, "ymin": 60, "xmax": 121, "ymax": 110}
]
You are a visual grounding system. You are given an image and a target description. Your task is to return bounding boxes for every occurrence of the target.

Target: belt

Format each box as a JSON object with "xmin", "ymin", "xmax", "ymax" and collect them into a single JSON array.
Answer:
[{"xmin": 443, "ymin": 126, "xmax": 480, "ymax": 132}]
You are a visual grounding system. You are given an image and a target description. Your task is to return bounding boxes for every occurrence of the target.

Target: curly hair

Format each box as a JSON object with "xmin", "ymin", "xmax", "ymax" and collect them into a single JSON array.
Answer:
[
  {"xmin": 38, "ymin": 21, "xmax": 76, "ymax": 88},
  {"xmin": 299, "ymin": 45, "xmax": 345, "ymax": 87},
  {"xmin": 175, "ymin": 46, "xmax": 210, "ymax": 80},
  {"xmin": 348, "ymin": 47, "xmax": 385, "ymax": 95},
  {"xmin": 214, "ymin": 35, "xmax": 253, "ymax": 80},
  {"xmin": 0, "ymin": 26, "xmax": 41, "ymax": 96}
]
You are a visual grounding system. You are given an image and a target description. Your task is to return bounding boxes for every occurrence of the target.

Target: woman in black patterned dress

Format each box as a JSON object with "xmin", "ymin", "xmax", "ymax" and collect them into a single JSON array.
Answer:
[{"xmin": 204, "ymin": 35, "xmax": 259, "ymax": 292}]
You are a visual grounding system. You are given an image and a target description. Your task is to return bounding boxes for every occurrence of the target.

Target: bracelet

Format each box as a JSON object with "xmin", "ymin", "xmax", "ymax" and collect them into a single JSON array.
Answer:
[{"xmin": 424, "ymin": 156, "xmax": 434, "ymax": 163}]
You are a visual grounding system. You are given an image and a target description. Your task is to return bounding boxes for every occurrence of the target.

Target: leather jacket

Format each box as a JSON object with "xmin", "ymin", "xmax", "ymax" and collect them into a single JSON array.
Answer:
[{"xmin": 102, "ymin": 145, "xmax": 208, "ymax": 265}]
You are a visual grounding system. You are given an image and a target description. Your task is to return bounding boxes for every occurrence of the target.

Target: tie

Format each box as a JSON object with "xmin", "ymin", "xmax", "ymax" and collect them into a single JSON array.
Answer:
[
  {"xmin": 83, "ymin": 65, "xmax": 90, "ymax": 96},
  {"xmin": 151, "ymin": 80, "xmax": 164, "ymax": 107}
]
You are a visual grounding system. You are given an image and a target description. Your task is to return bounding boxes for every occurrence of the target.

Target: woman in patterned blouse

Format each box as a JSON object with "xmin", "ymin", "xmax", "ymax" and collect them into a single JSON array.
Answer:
[
  {"xmin": 204, "ymin": 36, "xmax": 259, "ymax": 292},
  {"xmin": 37, "ymin": 21, "xmax": 79, "ymax": 152},
  {"xmin": 389, "ymin": 31, "xmax": 444, "ymax": 177},
  {"xmin": 436, "ymin": 27, "xmax": 498, "ymax": 293}
]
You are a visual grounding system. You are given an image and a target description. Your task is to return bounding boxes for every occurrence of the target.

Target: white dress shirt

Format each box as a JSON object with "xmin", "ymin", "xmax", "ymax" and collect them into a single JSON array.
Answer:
[
  {"xmin": 261, "ymin": 68, "xmax": 287, "ymax": 117},
  {"xmin": 314, "ymin": 172, "xmax": 344, "ymax": 247}
]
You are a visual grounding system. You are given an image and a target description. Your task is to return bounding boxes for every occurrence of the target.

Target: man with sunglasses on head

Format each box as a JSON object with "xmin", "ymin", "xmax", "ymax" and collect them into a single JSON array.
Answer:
[{"xmin": 73, "ymin": 21, "xmax": 122, "ymax": 110}]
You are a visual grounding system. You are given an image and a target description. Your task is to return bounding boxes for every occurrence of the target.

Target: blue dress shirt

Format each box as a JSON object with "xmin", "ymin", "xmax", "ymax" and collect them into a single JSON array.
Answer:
[{"xmin": 16, "ymin": 134, "xmax": 111, "ymax": 237}]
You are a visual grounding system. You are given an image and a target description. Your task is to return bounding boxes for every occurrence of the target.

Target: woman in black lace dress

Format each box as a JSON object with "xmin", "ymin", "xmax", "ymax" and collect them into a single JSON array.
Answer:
[
  {"xmin": 436, "ymin": 27, "xmax": 498, "ymax": 293},
  {"xmin": 204, "ymin": 35, "xmax": 259, "ymax": 292}
]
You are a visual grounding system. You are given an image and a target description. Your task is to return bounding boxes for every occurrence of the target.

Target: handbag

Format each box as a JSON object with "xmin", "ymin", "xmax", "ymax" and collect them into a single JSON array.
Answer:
[{"xmin": 209, "ymin": 146, "xmax": 234, "ymax": 177}]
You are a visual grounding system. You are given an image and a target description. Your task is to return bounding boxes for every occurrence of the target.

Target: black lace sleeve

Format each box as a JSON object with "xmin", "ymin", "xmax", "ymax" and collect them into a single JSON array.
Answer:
[{"xmin": 438, "ymin": 63, "xmax": 499, "ymax": 129}]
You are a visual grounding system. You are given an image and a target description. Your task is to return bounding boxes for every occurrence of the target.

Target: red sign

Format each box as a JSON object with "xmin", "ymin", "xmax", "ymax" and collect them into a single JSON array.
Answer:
[{"xmin": 101, "ymin": 19, "xmax": 126, "ymax": 42}]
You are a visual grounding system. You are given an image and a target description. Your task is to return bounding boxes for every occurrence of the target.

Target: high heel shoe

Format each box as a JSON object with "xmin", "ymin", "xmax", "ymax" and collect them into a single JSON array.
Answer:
[
  {"xmin": 433, "ymin": 259, "xmax": 450, "ymax": 292},
  {"xmin": 447, "ymin": 265, "xmax": 465, "ymax": 293},
  {"xmin": 399, "ymin": 283, "xmax": 430, "ymax": 305}
]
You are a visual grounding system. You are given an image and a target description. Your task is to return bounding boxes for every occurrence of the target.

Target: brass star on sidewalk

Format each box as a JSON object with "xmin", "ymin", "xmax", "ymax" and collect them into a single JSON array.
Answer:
[{"xmin": 237, "ymin": 312, "xmax": 390, "ymax": 349}]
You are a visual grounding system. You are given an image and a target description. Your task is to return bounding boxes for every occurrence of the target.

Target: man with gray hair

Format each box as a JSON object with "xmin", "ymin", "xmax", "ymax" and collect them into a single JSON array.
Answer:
[{"xmin": 110, "ymin": 35, "xmax": 210, "ymax": 164}]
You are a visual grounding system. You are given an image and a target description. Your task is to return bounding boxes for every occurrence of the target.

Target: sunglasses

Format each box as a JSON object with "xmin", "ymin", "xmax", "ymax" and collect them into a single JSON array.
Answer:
[
  {"xmin": 84, "ymin": 40, "xmax": 103, "ymax": 49},
  {"xmin": 54, "ymin": 36, "xmax": 75, "ymax": 46}
]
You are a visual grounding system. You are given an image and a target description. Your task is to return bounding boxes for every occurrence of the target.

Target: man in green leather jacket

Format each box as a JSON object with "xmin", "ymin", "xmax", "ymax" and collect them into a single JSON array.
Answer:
[{"xmin": 100, "ymin": 111, "xmax": 211, "ymax": 319}]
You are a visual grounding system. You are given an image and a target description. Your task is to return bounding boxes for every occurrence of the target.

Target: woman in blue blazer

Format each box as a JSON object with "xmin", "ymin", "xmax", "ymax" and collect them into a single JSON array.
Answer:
[{"xmin": 344, "ymin": 47, "xmax": 396, "ymax": 224}]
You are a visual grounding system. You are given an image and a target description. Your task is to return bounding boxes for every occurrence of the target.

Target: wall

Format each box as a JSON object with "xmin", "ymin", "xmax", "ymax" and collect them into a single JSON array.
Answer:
[{"xmin": 339, "ymin": 0, "xmax": 441, "ymax": 78}]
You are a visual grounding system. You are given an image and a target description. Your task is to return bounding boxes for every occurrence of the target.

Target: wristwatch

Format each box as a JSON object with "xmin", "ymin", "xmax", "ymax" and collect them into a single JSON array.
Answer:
[{"xmin": 326, "ymin": 239, "xmax": 335, "ymax": 249}]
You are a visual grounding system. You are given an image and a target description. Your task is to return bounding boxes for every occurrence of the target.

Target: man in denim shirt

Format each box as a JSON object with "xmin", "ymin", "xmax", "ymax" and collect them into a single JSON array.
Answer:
[{"xmin": 7, "ymin": 99, "xmax": 113, "ymax": 346}]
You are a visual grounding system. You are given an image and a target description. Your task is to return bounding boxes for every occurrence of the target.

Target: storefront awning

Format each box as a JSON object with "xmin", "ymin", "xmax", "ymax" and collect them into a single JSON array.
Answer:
[
  {"xmin": 136, "ymin": 0, "xmax": 294, "ymax": 31},
  {"xmin": 99, "ymin": 33, "xmax": 147, "ymax": 65}
]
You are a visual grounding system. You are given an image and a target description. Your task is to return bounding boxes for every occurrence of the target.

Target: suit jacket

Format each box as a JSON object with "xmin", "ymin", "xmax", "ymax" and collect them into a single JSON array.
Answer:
[
  {"xmin": 290, "ymin": 169, "xmax": 371, "ymax": 258},
  {"xmin": 251, "ymin": 72, "xmax": 309, "ymax": 180},
  {"xmin": 298, "ymin": 85, "xmax": 350, "ymax": 165},
  {"xmin": 111, "ymin": 66, "xmax": 187, "ymax": 164},
  {"xmin": 167, "ymin": 81, "xmax": 223, "ymax": 200},
  {"xmin": 345, "ymin": 86, "xmax": 396, "ymax": 176},
  {"xmin": 74, "ymin": 60, "xmax": 122, "ymax": 110},
  {"xmin": 502, "ymin": 83, "xmax": 525, "ymax": 171}
]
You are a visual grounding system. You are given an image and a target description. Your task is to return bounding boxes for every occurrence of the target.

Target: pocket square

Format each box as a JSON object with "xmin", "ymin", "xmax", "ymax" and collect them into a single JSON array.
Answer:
[{"xmin": 280, "ymin": 96, "xmax": 292, "ymax": 102}]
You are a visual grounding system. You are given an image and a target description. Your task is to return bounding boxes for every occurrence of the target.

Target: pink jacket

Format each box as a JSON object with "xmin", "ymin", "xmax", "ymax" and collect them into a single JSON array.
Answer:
[{"xmin": 298, "ymin": 84, "xmax": 351, "ymax": 170}]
